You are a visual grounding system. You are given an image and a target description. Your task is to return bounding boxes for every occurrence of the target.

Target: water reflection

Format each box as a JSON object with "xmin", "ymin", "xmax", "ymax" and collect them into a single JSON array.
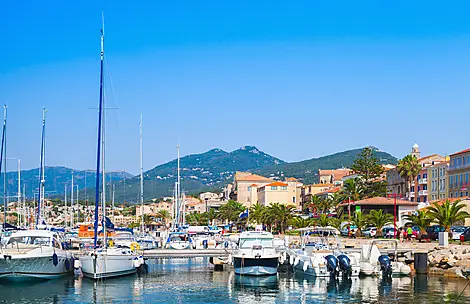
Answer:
[{"xmin": 0, "ymin": 258, "xmax": 470, "ymax": 303}]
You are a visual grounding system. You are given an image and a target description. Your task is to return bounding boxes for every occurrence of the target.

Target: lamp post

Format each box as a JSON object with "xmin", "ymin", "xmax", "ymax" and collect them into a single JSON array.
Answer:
[{"xmin": 387, "ymin": 193, "xmax": 402, "ymax": 239}]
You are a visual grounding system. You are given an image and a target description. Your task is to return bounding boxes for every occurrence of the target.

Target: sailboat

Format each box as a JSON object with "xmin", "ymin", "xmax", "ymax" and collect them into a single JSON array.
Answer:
[
  {"xmin": 0, "ymin": 108, "xmax": 74, "ymax": 280},
  {"xmin": 79, "ymin": 24, "xmax": 140, "ymax": 280}
]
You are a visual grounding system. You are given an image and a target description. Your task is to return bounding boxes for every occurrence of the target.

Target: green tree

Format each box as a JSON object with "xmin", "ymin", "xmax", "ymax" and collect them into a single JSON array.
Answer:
[
  {"xmin": 427, "ymin": 200, "xmax": 470, "ymax": 232},
  {"xmin": 350, "ymin": 147, "xmax": 388, "ymax": 198},
  {"xmin": 308, "ymin": 196, "xmax": 324, "ymax": 214},
  {"xmin": 402, "ymin": 210, "xmax": 432, "ymax": 235},
  {"xmin": 267, "ymin": 203, "xmax": 295, "ymax": 233},
  {"xmin": 249, "ymin": 203, "xmax": 267, "ymax": 225},
  {"xmin": 315, "ymin": 214, "xmax": 330, "ymax": 227},
  {"xmin": 341, "ymin": 178, "xmax": 364, "ymax": 202},
  {"xmin": 289, "ymin": 217, "xmax": 313, "ymax": 229},
  {"xmin": 397, "ymin": 154, "xmax": 421, "ymax": 201},
  {"xmin": 206, "ymin": 208, "xmax": 218, "ymax": 225},
  {"xmin": 350, "ymin": 211, "xmax": 368, "ymax": 236},
  {"xmin": 366, "ymin": 210, "xmax": 393, "ymax": 237},
  {"xmin": 329, "ymin": 214, "xmax": 346, "ymax": 230},
  {"xmin": 156, "ymin": 209, "xmax": 171, "ymax": 225},
  {"xmin": 218, "ymin": 200, "xmax": 245, "ymax": 223}
]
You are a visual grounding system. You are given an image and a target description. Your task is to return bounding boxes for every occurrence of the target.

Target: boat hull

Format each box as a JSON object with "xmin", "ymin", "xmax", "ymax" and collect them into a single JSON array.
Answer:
[
  {"xmin": 0, "ymin": 253, "xmax": 74, "ymax": 281},
  {"xmin": 233, "ymin": 257, "xmax": 278, "ymax": 276},
  {"xmin": 168, "ymin": 242, "xmax": 190, "ymax": 250},
  {"xmin": 80, "ymin": 253, "xmax": 137, "ymax": 280}
]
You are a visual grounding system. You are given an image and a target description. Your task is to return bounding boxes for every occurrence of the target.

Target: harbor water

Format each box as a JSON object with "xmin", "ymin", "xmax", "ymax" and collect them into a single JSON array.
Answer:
[{"xmin": 1, "ymin": 258, "xmax": 470, "ymax": 303}]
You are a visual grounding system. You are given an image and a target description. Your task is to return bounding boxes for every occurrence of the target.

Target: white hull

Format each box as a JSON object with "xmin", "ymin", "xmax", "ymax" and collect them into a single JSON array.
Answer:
[
  {"xmin": 0, "ymin": 250, "xmax": 73, "ymax": 280},
  {"xmin": 80, "ymin": 250, "xmax": 138, "ymax": 280},
  {"xmin": 168, "ymin": 242, "xmax": 190, "ymax": 250}
]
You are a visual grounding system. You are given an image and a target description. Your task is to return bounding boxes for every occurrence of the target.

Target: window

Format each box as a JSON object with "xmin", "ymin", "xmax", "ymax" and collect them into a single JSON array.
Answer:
[
  {"xmin": 466, "ymin": 173, "xmax": 469, "ymax": 183},
  {"xmin": 280, "ymin": 186, "xmax": 287, "ymax": 190},
  {"xmin": 423, "ymin": 173, "xmax": 427, "ymax": 178},
  {"xmin": 417, "ymin": 175, "xmax": 421, "ymax": 180},
  {"xmin": 271, "ymin": 186, "xmax": 278, "ymax": 190},
  {"xmin": 411, "ymin": 186, "xmax": 415, "ymax": 192},
  {"xmin": 423, "ymin": 196, "xmax": 427, "ymax": 202},
  {"xmin": 292, "ymin": 197, "xmax": 296, "ymax": 203},
  {"xmin": 417, "ymin": 197, "xmax": 420, "ymax": 202},
  {"xmin": 461, "ymin": 174, "xmax": 464, "ymax": 186},
  {"xmin": 423, "ymin": 185, "xmax": 427, "ymax": 190},
  {"xmin": 247, "ymin": 186, "xmax": 251, "ymax": 191}
]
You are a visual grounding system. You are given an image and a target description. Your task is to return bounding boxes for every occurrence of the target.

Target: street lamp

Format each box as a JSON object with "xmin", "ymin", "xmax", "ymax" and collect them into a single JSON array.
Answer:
[{"xmin": 387, "ymin": 193, "xmax": 402, "ymax": 239}]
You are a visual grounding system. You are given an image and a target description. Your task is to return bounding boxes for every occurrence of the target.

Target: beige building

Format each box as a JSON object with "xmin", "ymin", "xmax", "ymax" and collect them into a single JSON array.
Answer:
[
  {"xmin": 231, "ymin": 172, "xmax": 274, "ymax": 207},
  {"xmin": 318, "ymin": 169, "xmax": 352, "ymax": 186},
  {"xmin": 448, "ymin": 148, "xmax": 470, "ymax": 199},
  {"xmin": 257, "ymin": 182, "xmax": 291, "ymax": 206},
  {"xmin": 427, "ymin": 161, "xmax": 449, "ymax": 202},
  {"xmin": 301, "ymin": 183, "xmax": 334, "ymax": 207},
  {"xmin": 114, "ymin": 215, "xmax": 138, "ymax": 227}
]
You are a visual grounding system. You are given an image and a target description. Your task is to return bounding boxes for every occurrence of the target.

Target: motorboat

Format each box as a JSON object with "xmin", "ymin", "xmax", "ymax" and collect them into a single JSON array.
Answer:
[
  {"xmin": 355, "ymin": 239, "xmax": 411, "ymax": 277},
  {"xmin": 287, "ymin": 227, "xmax": 360, "ymax": 277},
  {"xmin": 136, "ymin": 234, "xmax": 158, "ymax": 250},
  {"xmin": 0, "ymin": 229, "xmax": 74, "ymax": 280},
  {"xmin": 165, "ymin": 232, "xmax": 192, "ymax": 250},
  {"xmin": 232, "ymin": 231, "xmax": 280, "ymax": 276}
]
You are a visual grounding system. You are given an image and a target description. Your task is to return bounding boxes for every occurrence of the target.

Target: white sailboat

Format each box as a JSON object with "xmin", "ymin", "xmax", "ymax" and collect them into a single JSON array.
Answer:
[
  {"xmin": 0, "ymin": 108, "xmax": 74, "ymax": 280},
  {"xmin": 79, "ymin": 23, "xmax": 140, "ymax": 280}
]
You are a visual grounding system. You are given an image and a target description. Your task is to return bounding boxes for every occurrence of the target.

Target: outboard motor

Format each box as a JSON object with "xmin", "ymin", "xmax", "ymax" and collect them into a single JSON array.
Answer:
[
  {"xmin": 337, "ymin": 254, "xmax": 352, "ymax": 277},
  {"xmin": 325, "ymin": 255, "xmax": 339, "ymax": 277},
  {"xmin": 378, "ymin": 255, "xmax": 393, "ymax": 277}
]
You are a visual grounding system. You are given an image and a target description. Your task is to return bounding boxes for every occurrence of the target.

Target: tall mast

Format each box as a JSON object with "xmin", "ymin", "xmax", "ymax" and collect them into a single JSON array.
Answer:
[
  {"xmin": 23, "ymin": 184, "xmax": 26, "ymax": 227},
  {"xmin": 64, "ymin": 185, "xmax": 67, "ymax": 228},
  {"xmin": 36, "ymin": 108, "xmax": 46, "ymax": 226},
  {"xmin": 0, "ymin": 106, "xmax": 6, "ymax": 227},
  {"xmin": 177, "ymin": 144, "xmax": 180, "ymax": 226},
  {"xmin": 76, "ymin": 185, "xmax": 79, "ymax": 225},
  {"xmin": 71, "ymin": 172, "xmax": 74, "ymax": 227},
  {"xmin": 140, "ymin": 114, "xmax": 144, "ymax": 234},
  {"xmin": 111, "ymin": 184, "xmax": 115, "ymax": 223},
  {"xmin": 93, "ymin": 23, "xmax": 105, "ymax": 249},
  {"xmin": 17, "ymin": 158, "xmax": 20, "ymax": 226}
]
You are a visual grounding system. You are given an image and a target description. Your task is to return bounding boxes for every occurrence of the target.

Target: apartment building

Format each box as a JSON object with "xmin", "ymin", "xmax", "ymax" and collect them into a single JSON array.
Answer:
[
  {"xmin": 448, "ymin": 148, "xmax": 470, "ymax": 198},
  {"xmin": 427, "ymin": 161, "xmax": 448, "ymax": 202},
  {"xmin": 301, "ymin": 183, "xmax": 334, "ymax": 208},
  {"xmin": 231, "ymin": 172, "xmax": 274, "ymax": 207},
  {"xmin": 318, "ymin": 169, "xmax": 352, "ymax": 186}
]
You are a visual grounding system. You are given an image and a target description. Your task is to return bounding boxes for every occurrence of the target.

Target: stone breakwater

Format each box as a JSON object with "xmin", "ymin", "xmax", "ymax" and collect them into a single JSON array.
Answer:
[{"xmin": 428, "ymin": 246, "xmax": 470, "ymax": 278}]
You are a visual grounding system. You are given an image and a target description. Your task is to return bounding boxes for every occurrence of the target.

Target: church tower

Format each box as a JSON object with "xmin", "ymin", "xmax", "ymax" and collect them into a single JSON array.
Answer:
[{"xmin": 411, "ymin": 143, "xmax": 421, "ymax": 159}]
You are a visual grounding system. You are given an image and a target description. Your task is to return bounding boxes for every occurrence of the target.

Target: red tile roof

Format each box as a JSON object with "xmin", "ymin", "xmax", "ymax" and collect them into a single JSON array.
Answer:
[
  {"xmin": 265, "ymin": 181, "xmax": 288, "ymax": 187},
  {"xmin": 450, "ymin": 148, "xmax": 470, "ymax": 156},
  {"xmin": 337, "ymin": 197, "xmax": 418, "ymax": 207},
  {"xmin": 236, "ymin": 173, "xmax": 274, "ymax": 182}
]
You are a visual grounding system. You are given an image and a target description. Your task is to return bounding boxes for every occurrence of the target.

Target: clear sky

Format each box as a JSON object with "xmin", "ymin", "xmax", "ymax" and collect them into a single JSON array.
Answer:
[{"xmin": 2, "ymin": 1, "xmax": 470, "ymax": 174}]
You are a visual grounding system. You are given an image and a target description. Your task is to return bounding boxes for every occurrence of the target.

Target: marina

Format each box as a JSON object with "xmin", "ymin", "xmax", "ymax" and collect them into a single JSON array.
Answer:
[{"xmin": 1, "ymin": 257, "xmax": 470, "ymax": 303}]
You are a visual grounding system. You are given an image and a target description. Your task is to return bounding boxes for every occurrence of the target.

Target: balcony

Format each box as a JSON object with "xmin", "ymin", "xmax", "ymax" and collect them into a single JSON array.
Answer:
[
  {"xmin": 407, "ymin": 192, "xmax": 415, "ymax": 198},
  {"xmin": 418, "ymin": 190, "xmax": 428, "ymax": 196},
  {"xmin": 419, "ymin": 178, "xmax": 428, "ymax": 185},
  {"xmin": 448, "ymin": 162, "xmax": 470, "ymax": 171}
]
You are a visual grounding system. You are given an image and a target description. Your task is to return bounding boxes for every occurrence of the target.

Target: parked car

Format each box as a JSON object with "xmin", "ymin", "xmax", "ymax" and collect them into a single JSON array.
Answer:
[
  {"xmin": 426, "ymin": 225, "xmax": 445, "ymax": 240},
  {"xmin": 340, "ymin": 225, "xmax": 357, "ymax": 237},
  {"xmin": 451, "ymin": 226, "xmax": 467, "ymax": 240},
  {"xmin": 382, "ymin": 227, "xmax": 396, "ymax": 238},
  {"xmin": 460, "ymin": 227, "xmax": 470, "ymax": 242},
  {"xmin": 363, "ymin": 227, "xmax": 377, "ymax": 238}
]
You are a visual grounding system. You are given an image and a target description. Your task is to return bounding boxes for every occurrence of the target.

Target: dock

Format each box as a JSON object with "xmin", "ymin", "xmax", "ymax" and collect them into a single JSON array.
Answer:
[{"xmin": 71, "ymin": 248, "xmax": 230, "ymax": 259}]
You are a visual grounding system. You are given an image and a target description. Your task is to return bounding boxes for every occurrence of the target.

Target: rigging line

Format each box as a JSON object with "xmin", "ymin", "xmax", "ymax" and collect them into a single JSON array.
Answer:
[{"xmin": 104, "ymin": 53, "xmax": 127, "ymax": 203}]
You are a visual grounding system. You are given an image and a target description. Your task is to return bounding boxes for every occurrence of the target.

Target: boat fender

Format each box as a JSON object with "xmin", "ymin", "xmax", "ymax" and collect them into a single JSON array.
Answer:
[
  {"xmin": 303, "ymin": 260, "xmax": 310, "ymax": 271},
  {"xmin": 224, "ymin": 241, "xmax": 228, "ymax": 248},
  {"xmin": 279, "ymin": 255, "xmax": 284, "ymax": 264},
  {"xmin": 65, "ymin": 258, "xmax": 71, "ymax": 270},
  {"xmin": 289, "ymin": 255, "xmax": 294, "ymax": 265},
  {"xmin": 139, "ymin": 255, "xmax": 144, "ymax": 265},
  {"xmin": 74, "ymin": 259, "xmax": 81, "ymax": 269},
  {"xmin": 282, "ymin": 252, "xmax": 287, "ymax": 262},
  {"xmin": 133, "ymin": 257, "xmax": 141, "ymax": 268},
  {"xmin": 52, "ymin": 253, "xmax": 59, "ymax": 266},
  {"xmin": 294, "ymin": 256, "xmax": 300, "ymax": 266}
]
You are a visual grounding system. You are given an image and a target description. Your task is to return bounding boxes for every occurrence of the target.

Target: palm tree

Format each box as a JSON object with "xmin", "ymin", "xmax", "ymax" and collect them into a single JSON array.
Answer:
[
  {"xmin": 249, "ymin": 203, "xmax": 266, "ymax": 225},
  {"xmin": 308, "ymin": 196, "xmax": 324, "ymax": 214},
  {"xmin": 218, "ymin": 200, "xmax": 245, "ymax": 224},
  {"xmin": 329, "ymin": 214, "xmax": 346, "ymax": 230},
  {"xmin": 350, "ymin": 211, "xmax": 368, "ymax": 236},
  {"xmin": 397, "ymin": 154, "xmax": 421, "ymax": 201},
  {"xmin": 402, "ymin": 210, "xmax": 432, "ymax": 236},
  {"xmin": 156, "ymin": 209, "xmax": 171, "ymax": 226},
  {"xmin": 289, "ymin": 217, "xmax": 313, "ymax": 229},
  {"xmin": 206, "ymin": 208, "xmax": 218, "ymax": 225},
  {"xmin": 428, "ymin": 199, "xmax": 470, "ymax": 232},
  {"xmin": 366, "ymin": 210, "xmax": 393, "ymax": 237},
  {"xmin": 316, "ymin": 214, "xmax": 330, "ymax": 227},
  {"xmin": 341, "ymin": 178, "xmax": 364, "ymax": 202},
  {"xmin": 267, "ymin": 203, "xmax": 295, "ymax": 234}
]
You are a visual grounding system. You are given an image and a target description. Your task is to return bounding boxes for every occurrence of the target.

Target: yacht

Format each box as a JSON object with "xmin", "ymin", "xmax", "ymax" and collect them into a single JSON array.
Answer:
[
  {"xmin": 79, "ymin": 247, "xmax": 140, "ymax": 279},
  {"xmin": 287, "ymin": 227, "xmax": 360, "ymax": 277},
  {"xmin": 165, "ymin": 232, "xmax": 192, "ymax": 250},
  {"xmin": 0, "ymin": 230, "xmax": 74, "ymax": 280},
  {"xmin": 232, "ymin": 231, "xmax": 280, "ymax": 276}
]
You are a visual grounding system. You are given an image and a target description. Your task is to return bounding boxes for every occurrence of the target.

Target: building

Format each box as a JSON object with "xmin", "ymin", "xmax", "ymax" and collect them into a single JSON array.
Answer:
[
  {"xmin": 314, "ymin": 187, "xmax": 341, "ymax": 201},
  {"xmin": 257, "ymin": 182, "xmax": 291, "ymax": 206},
  {"xmin": 427, "ymin": 160, "xmax": 449, "ymax": 202},
  {"xmin": 318, "ymin": 169, "xmax": 352, "ymax": 186},
  {"xmin": 113, "ymin": 215, "xmax": 138, "ymax": 227},
  {"xmin": 231, "ymin": 172, "xmax": 274, "ymax": 207},
  {"xmin": 447, "ymin": 148, "xmax": 470, "ymax": 198},
  {"xmin": 337, "ymin": 197, "xmax": 418, "ymax": 227},
  {"xmin": 301, "ymin": 183, "xmax": 335, "ymax": 208}
]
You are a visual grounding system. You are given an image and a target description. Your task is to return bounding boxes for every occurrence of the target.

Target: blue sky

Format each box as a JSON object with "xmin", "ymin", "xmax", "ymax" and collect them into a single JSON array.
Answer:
[{"xmin": 1, "ymin": 1, "xmax": 470, "ymax": 174}]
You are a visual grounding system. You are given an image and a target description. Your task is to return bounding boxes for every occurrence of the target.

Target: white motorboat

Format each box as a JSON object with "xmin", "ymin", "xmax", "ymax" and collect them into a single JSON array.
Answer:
[
  {"xmin": 232, "ymin": 231, "xmax": 280, "ymax": 276},
  {"xmin": 166, "ymin": 232, "xmax": 192, "ymax": 250},
  {"xmin": 0, "ymin": 230, "xmax": 74, "ymax": 280},
  {"xmin": 355, "ymin": 239, "xmax": 411, "ymax": 277},
  {"xmin": 287, "ymin": 227, "xmax": 360, "ymax": 277},
  {"xmin": 136, "ymin": 234, "xmax": 158, "ymax": 250}
]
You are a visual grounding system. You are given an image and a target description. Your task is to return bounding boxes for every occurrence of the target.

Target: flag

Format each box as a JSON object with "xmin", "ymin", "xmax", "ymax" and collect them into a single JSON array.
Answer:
[{"xmin": 239, "ymin": 209, "xmax": 249, "ymax": 219}]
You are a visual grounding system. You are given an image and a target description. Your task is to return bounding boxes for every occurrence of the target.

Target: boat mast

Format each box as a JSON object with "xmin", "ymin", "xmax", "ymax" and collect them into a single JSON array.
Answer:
[
  {"xmin": 111, "ymin": 184, "xmax": 115, "ymax": 223},
  {"xmin": 17, "ymin": 158, "xmax": 21, "ymax": 226},
  {"xmin": 0, "ymin": 105, "xmax": 6, "ymax": 227},
  {"xmin": 76, "ymin": 185, "xmax": 79, "ymax": 226},
  {"xmin": 71, "ymin": 172, "xmax": 74, "ymax": 228},
  {"xmin": 93, "ymin": 24, "xmax": 105, "ymax": 249},
  {"xmin": 64, "ymin": 185, "xmax": 67, "ymax": 228},
  {"xmin": 36, "ymin": 108, "xmax": 46, "ymax": 226},
  {"xmin": 177, "ymin": 144, "xmax": 180, "ymax": 226},
  {"xmin": 140, "ymin": 114, "xmax": 144, "ymax": 234}
]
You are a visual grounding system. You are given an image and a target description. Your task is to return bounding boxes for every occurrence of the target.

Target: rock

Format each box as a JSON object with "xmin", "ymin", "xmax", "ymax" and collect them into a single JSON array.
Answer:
[{"xmin": 429, "ymin": 267, "xmax": 445, "ymax": 275}]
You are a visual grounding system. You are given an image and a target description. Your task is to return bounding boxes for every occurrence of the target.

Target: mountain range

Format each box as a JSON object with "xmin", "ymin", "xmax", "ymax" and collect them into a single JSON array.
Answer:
[{"xmin": 1, "ymin": 146, "xmax": 397, "ymax": 203}]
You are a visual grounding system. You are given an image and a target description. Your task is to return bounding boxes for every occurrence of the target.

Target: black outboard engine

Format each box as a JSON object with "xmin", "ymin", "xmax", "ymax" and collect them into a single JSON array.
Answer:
[
  {"xmin": 325, "ymin": 255, "xmax": 339, "ymax": 277},
  {"xmin": 378, "ymin": 255, "xmax": 393, "ymax": 277},
  {"xmin": 337, "ymin": 254, "xmax": 352, "ymax": 277}
]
